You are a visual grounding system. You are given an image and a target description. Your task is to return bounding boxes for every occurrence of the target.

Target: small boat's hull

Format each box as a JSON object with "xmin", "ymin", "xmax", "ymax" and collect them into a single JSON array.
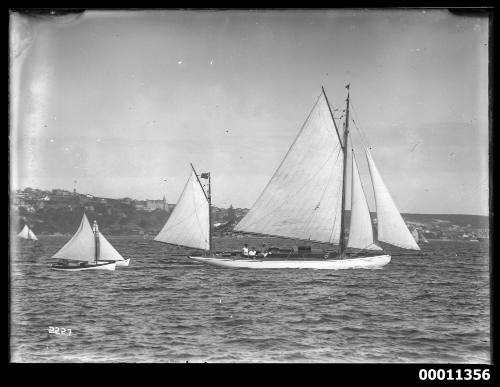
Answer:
[
  {"xmin": 98, "ymin": 258, "xmax": 130, "ymax": 267},
  {"xmin": 187, "ymin": 254, "xmax": 391, "ymax": 269},
  {"xmin": 51, "ymin": 261, "xmax": 116, "ymax": 271}
]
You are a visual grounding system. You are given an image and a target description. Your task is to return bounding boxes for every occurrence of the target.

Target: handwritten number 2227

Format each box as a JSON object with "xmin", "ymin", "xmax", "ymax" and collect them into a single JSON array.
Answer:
[{"xmin": 48, "ymin": 326, "xmax": 72, "ymax": 336}]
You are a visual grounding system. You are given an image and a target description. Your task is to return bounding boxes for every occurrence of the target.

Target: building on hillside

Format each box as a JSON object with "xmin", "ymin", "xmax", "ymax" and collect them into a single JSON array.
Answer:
[
  {"xmin": 146, "ymin": 196, "xmax": 168, "ymax": 211},
  {"xmin": 473, "ymin": 228, "xmax": 489, "ymax": 239},
  {"xmin": 134, "ymin": 201, "xmax": 148, "ymax": 211},
  {"xmin": 121, "ymin": 198, "xmax": 133, "ymax": 205},
  {"xmin": 51, "ymin": 189, "xmax": 71, "ymax": 196}
]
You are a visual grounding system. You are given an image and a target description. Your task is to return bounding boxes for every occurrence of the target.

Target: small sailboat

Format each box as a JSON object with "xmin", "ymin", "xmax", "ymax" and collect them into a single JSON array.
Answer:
[
  {"xmin": 51, "ymin": 213, "xmax": 129, "ymax": 271},
  {"xmin": 155, "ymin": 86, "xmax": 420, "ymax": 269},
  {"xmin": 18, "ymin": 224, "xmax": 38, "ymax": 241}
]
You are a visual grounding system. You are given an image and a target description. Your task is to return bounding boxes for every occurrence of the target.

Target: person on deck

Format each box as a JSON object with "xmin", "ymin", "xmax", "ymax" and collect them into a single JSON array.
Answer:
[
  {"xmin": 241, "ymin": 243, "xmax": 249, "ymax": 257},
  {"xmin": 258, "ymin": 244, "xmax": 270, "ymax": 258},
  {"xmin": 248, "ymin": 248, "xmax": 257, "ymax": 257}
]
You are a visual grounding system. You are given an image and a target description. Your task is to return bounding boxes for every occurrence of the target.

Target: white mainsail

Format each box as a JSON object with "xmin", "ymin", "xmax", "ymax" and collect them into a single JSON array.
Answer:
[
  {"xmin": 347, "ymin": 153, "xmax": 382, "ymax": 251},
  {"xmin": 52, "ymin": 213, "xmax": 96, "ymax": 263},
  {"xmin": 235, "ymin": 91, "xmax": 344, "ymax": 244},
  {"xmin": 154, "ymin": 170, "xmax": 210, "ymax": 250},
  {"xmin": 365, "ymin": 149, "xmax": 420, "ymax": 250},
  {"xmin": 98, "ymin": 232, "xmax": 125, "ymax": 261}
]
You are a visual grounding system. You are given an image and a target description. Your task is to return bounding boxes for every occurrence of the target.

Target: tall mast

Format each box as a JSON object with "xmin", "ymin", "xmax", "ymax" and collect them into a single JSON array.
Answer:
[
  {"xmin": 93, "ymin": 220, "xmax": 100, "ymax": 265},
  {"xmin": 207, "ymin": 172, "xmax": 213, "ymax": 254},
  {"xmin": 339, "ymin": 84, "xmax": 350, "ymax": 257}
]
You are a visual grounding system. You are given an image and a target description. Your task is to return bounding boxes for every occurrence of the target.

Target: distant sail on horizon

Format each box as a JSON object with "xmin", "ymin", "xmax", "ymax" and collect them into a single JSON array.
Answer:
[{"xmin": 18, "ymin": 224, "xmax": 38, "ymax": 241}]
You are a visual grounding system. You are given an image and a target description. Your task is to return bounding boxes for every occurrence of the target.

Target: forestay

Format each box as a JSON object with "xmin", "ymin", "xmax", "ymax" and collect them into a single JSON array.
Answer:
[
  {"xmin": 52, "ymin": 213, "xmax": 96, "ymax": 263},
  {"xmin": 154, "ymin": 170, "xmax": 210, "ymax": 251},
  {"xmin": 347, "ymin": 153, "xmax": 382, "ymax": 251},
  {"xmin": 235, "ymin": 91, "xmax": 344, "ymax": 244},
  {"xmin": 365, "ymin": 149, "xmax": 420, "ymax": 250}
]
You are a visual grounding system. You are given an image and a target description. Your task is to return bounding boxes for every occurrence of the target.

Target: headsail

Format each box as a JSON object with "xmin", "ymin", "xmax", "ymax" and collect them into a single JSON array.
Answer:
[
  {"xmin": 98, "ymin": 232, "xmax": 125, "ymax": 261},
  {"xmin": 27, "ymin": 228, "xmax": 38, "ymax": 241},
  {"xmin": 365, "ymin": 149, "xmax": 420, "ymax": 250},
  {"xmin": 347, "ymin": 153, "xmax": 382, "ymax": 251},
  {"xmin": 52, "ymin": 213, "xmax": 96, "ymax": 263},
  {"xmin": 235, "ymin": 91, "xmax": 344, "ymax": 244},
  {"xmin": 154, "ymin": 169, "xmax": 210, "ymax": 250}
]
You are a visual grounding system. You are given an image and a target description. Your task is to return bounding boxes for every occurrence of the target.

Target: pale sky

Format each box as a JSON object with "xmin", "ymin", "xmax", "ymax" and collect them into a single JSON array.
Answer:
[{"xmin": 10, "ymin": 9, "xmax": 489, "ymax": 215}]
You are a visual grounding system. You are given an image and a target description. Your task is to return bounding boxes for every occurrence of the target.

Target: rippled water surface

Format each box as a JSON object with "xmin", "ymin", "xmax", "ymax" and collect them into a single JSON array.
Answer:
[{"xmin": 10, "ymin": 236, "xmax": 490, "ymax": 363}]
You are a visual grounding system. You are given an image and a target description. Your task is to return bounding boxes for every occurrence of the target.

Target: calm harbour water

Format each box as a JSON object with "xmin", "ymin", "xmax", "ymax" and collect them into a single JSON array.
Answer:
[{"xmin": 10, "ymin": 236, "xmax": 490, "ymax": 363}]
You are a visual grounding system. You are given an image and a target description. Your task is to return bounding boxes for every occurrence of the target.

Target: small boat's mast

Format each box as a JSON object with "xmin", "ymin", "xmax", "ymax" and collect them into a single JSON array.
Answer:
[
  {"xmin": 93, "ymin": 220, "xmax": 100, "ymax": 265},
  {"xmin": 207, "ymin": 172, "xmax": 213, "ymax": 255},
  {"xmin": 339, "ymin": 84, "xmax": 350, "ymax": 258}
]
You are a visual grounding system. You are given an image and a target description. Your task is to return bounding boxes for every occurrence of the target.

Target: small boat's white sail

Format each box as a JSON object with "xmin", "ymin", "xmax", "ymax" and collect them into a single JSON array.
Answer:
[
  {"xmin": 18, "ymin": 225, "xmax": 30, "ymax": 239},
  {"xmin": 18, "ymin": 225, "xmax": 38, "ymax": 240},
  {"xmin": 365, "ymin": 149, "xmax": 420, "ymax": 250},
  {"xmin": 347, "ymin": 153, "xmax": 382, "ymax": 251},
  {"xmin": 98, "ymin": 232, "xmax": 125, "ymax": 261},
  {"xmin": 27, "ymin": 228, "xmax": 38, "ymax": 241},
  {"xmin": 235, "ymin": 91, "xmax": 344, "ymax": 244},
  {"xmin": 52, "ymin": 213, "xmax": 96, "ymax": 263},
  {"xmin": 154, "ymin": 170, "xmax": 210, "ymax": 250}
]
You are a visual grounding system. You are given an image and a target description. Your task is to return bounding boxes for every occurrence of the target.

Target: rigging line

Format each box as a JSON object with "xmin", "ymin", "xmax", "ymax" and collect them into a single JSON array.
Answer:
[
  {"xmin": 349, "ymin": 100, "xmax": 370, "ymax": 148},
  {"xmin": 351, "ymin": 117, "xmax": 368, "ymax": 150}
]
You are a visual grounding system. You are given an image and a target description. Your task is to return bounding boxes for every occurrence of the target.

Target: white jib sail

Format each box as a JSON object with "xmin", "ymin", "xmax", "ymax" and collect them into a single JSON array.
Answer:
[
  {"xmin": 98, "ymin": 232, "xmax": 124, "ymax": 261},
  {"xmin": 235, "ymin": 91, "xmax": 344, "ymax": 244},
  {"xmin": 154, "ymin": 170, "xmax": 210, "ymax": 251},
  {"xmin": 365, "ymin": 149, "xmax": 420, "ymax": 250},
  {"xmin": 347, "ymin": 153, "xmax": 382, "ymax": 251},
  {"xmin": 27, "ymin": 228, "xmax": 38, "ymax": 241},
  {"xmin": 52, "ymin": 213, "xmax": 97, "ymax": 263},
  {"xmin": 18, "ymin": 225, "xmax": 29, "ymax": 239}
]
